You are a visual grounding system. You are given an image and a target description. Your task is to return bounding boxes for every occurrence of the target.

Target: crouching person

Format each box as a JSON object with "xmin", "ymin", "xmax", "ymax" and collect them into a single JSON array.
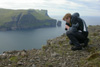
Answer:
[{"xmin": 63, "ymin": 13, "xmax": 89, "ymax": 51}]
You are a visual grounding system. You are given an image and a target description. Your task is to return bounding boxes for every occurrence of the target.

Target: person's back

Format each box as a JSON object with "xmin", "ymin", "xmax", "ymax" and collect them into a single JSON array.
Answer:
[{"xmin": 70, "ymin": 13, "xmax": 88, "ymax": 38}]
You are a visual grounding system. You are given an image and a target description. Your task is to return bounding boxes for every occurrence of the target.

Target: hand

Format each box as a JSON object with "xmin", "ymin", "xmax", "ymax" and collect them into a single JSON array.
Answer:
[{"xmin": 65, "ymin": 25, "xmax": 70, "ymax": 29}]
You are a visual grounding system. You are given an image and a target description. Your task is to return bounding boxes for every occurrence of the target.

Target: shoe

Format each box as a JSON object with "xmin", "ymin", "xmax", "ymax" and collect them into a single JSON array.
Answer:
[
  {"xmin": 71, "ymin": 46, "xmax": 82, "ymax": 51},
  {"xmin": 83, "ymin": 38, "xmax": 89, "ymax": 48},
  {"xmin": 69, "ymin": 40, "xmax": 74, "ymax": 45}
]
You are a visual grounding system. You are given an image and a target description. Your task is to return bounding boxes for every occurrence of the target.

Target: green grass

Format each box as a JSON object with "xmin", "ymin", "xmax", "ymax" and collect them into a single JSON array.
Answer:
[
  {"xmin": 9, "ymin": 56, "xmax": 18, "ymax": 62},
  {"xmin": 0, "ymin": 8, "xmax": 52, "ymax": 26},
  {"xmin": 0, "ymin": 9, "xmax": 27, "ymax": 26}
]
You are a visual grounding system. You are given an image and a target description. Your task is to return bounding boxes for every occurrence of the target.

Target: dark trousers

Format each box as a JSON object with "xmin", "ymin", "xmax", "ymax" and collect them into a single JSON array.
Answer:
[{"xmin": 66, "ymin": 30, "xmax": 87, "ymax": 47}]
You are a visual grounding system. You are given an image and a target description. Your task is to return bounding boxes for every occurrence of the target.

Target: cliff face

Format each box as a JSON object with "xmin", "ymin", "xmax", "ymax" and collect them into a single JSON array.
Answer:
[
  {"xmin": 0, "ymin": 8, "xmax": 57, "ymax": 31},
  {"xmin": 0, "ymin": 25, "xmax": 100, "ymax": 67}
]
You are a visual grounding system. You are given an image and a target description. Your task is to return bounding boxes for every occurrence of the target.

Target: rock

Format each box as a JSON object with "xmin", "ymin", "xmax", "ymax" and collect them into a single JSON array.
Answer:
[
  {"xmin": 58, "ymin": 57, "xmax": 62, "ymax": 60},
  {"xmin": 16, "ymin": 52, "xmax": 21, "ymax": 56},
  {"xmin": 62, "ymin": 62, "xmax": 67, "ymax": 67},
  {"xmin": 0, "ymin": 54, "xmax": 7, "ymax": 59},
  {"xmin": 51, "ymin": 52, "xmax": 59, "ymax": 57},
  {"xmin": 57, "ymin": 20, "xmax": 62, "ymax": 27},
  {"xmin": 30, "ymin": 59, "xmax": 34, "ymax": 62},
  {"xmin": 3, "ymin": 50, "xmax": 19, "ymax": 55},
  {"xmin": 8, "ymin": 64, "xmax": 11, "ymax": 66},
  {"xmin": 35, "ymin": 57, "xmax": 40, "ymax": 62},
  {"xmin": 47, "ymin": 40, "xmax": 52, "ymax": 45},
  {"xmin": 32, "ymin": 64, "xmax": 36, "ymax": 67},
  {"xmin": 17, "ymin": 61, "xmax": 23, "ymax": 65},
  {"xmin": 44, "ymin": 56, "xmax": 48, "ymax": 61},
  {"xmin": 20, "ymin": 50, "xmax": 27, "ymax": 56}
]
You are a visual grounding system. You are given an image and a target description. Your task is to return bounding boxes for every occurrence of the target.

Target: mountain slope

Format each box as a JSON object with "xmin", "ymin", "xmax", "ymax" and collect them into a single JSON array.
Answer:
[{"xmin": 0, "ymin": 8, "xmax": 57, "ymax": 30}]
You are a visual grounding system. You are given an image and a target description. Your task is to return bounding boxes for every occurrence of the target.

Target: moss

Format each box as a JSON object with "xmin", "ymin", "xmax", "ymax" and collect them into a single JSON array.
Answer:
[
  {"xmin": 59, "ymin": 42, "xmax": 63, "ymax": 47},
  {"xmin": 38, "ymin": 51, "xmax": 44, "ymax": 56},
  {"xmin": 10, "ymin": 63, "xmax": 18, "ymax": 67},
  {"xmin": 42, "ymin": 45, "xmax": 47, "ymax": 51},
  {"xmin": 88, "ymin": 39, "xmax": 93, "ymax": 45},
  {"xmin": 92, "ymin": 32, "xmax": 99, "ymax": 36},
  {"xmin": 50, "ymin": 44, "xmax": 59, "ymax": 49},
  {"xmin": 9, "ymin": 56, "xmax": 18, "ymax": 62},
  {"xmin": 79, "ymin": 52, "xmax": 100, "ymax": 67},
  {"xmin": 87, "ymin": 52, "xmax": 100, "ymax": 61},
  {"xmin": 44, "ymin": 62, "xmax": 53, "ymax": 67},
  {"xmin": 55, "ymin": 47, "xmax": 68, "ymax": 56},
  {"xmin": 0, "ymin": 65, "xmax": 5, "ymax": 67},
  {"xmin": 86, "ymin": 46, "xmax": 97, "ymax": 53},
  {"xmin": 66, "ymin": 37, "xmax": 69, "ymax": 41},
  {"xmin": 84, "ymin": 58, "xmax": 100, "ymax": 67}
]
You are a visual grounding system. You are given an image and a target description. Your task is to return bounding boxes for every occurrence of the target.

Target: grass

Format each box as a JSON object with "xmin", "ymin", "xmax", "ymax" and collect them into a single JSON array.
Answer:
[
  {"xmin": 9, "ymin": 56, "xmax": 18, "ymax": 62},
  {"xmin": 0, "ymin": 8, "xmax": 52, "ymax": 26},
  {"xmin": 79, "ymin": 52, "xmax": 100, "ymax": 67},
  {"xmin": 87, "ymin": 52, "xmax": 100, "ymax": 61}
]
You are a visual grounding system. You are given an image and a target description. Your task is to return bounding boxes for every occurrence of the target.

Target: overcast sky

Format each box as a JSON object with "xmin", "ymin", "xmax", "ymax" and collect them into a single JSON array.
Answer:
[{"xmin": 0, "ymin": 0, "xmax": 100, "ymax": 17}]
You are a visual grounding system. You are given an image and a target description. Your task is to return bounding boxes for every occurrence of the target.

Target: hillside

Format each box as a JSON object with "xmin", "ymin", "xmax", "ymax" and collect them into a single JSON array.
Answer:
[
  {"xmin": 0, "ymin": 25, "xmax": 100, "ymax": 67},
  {"xmin": 0, "ymin": 8, "xmax": 57, "ymax": 31}
]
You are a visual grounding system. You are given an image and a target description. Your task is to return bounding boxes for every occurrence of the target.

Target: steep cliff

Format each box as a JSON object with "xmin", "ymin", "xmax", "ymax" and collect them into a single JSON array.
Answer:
[{"xmin": 0, "ymin": 8, "xmax": 57, "ymax": 31}]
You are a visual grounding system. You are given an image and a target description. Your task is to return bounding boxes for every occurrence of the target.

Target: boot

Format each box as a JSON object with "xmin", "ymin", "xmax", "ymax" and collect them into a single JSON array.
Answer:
[
  {"xmin": 71, "ymin": 46, "xmax": 82, "ymax": 51},
  {"xmin": 83, "ymin": 38, "xmax": 89, "ymax": 48},
  {"xmin": 69, "ymin": 40, "xmax": 74, "ymax": 45}
]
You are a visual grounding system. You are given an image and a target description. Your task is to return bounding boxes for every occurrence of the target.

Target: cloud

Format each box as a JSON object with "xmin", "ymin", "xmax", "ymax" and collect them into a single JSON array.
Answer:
[
  {"xmin": 0, "ymin": 0, "xmax": 100, "ymax": 16},
  {"xmin": 78, "ymin": 0, "xmax": 100, "ymax": 2}
]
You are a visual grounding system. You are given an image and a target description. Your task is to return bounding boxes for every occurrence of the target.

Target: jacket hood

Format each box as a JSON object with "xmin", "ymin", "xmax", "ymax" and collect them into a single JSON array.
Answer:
[{"xmin": 72, "ymin": 13, "xmax": 80, "ymax": 18}]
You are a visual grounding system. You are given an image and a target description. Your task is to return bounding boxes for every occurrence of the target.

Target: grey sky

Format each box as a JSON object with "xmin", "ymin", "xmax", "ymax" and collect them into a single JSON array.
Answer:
[{"xmin": 0, "ymin": 0, "xmax": 100, "ymax": 16}]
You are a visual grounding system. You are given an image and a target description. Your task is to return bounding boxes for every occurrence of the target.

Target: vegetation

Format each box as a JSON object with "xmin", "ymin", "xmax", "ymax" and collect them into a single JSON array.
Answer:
[{"xmin": 0, "ymin": 8, "xmax": 56, "ymax": 30}]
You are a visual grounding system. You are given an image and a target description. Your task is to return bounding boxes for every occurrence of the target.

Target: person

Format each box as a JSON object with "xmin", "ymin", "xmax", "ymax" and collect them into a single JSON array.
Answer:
[{"xmin": 63, "ymin": 12, "xmax": 89, "ymax": 51}]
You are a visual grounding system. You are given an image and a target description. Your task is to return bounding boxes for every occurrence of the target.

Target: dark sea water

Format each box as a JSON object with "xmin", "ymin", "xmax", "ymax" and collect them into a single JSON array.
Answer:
[{"xmin": 0, "ymin": 16, "xmax": 100, "ymax": 54}]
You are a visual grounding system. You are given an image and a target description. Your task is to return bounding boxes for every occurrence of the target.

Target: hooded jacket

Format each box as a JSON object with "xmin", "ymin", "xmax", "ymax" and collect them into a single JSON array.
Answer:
[
  {"xmin": 66, "ymin": 12, "xmax": 88, "ymax": 37},
  {"xmin": 70, "ymin": 13, "xmax": 88, "ymax": 32}
]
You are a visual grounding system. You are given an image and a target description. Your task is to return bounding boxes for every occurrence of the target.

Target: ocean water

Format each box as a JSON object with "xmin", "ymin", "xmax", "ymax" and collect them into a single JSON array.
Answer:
[{"xmin": 0, "ymin": 16, "xmax": 100, "ymax": 54}]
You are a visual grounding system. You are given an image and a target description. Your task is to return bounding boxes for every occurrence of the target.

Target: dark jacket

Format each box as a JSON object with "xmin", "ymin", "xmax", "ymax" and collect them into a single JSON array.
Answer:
[{"xmin": 66, "ymin": 13, "xmax": 88, "ymax": 37}]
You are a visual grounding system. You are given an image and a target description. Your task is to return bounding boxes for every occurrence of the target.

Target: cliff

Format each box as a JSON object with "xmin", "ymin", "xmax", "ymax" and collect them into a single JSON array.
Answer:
[
  {"xmin": 0, "ymin": 8, "xmax": 57, "ymax": 31},
  {"xmin": 0, "ymin": 25, "xmax": 100, "ymax": 67}
]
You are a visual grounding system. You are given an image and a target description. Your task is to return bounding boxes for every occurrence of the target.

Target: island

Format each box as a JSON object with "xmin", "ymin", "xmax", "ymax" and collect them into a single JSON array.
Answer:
[{"xmin": 0, "ymin": 8, "xmax": 61, "ymax": 31}]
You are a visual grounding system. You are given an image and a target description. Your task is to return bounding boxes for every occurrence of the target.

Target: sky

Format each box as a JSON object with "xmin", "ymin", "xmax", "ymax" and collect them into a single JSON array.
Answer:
[{"xmin": 0, "ymin": 0, "xmax": 100, "ymax": 17}]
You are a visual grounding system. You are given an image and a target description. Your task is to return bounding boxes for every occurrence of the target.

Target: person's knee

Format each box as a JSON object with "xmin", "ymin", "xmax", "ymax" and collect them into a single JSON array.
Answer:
[{"xmin": 66, "ymin": 31, "xmax": 73, "ymax": 36}]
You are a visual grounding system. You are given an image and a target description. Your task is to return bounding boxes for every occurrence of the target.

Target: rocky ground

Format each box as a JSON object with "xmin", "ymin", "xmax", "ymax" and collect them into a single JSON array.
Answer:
[{"xmin": 0, "ymin": 25, "xmax": 100, "ymax": 67}]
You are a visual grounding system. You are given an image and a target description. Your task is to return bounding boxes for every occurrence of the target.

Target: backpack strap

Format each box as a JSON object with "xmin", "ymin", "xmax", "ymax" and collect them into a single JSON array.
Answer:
[{"xmin": 82, "ymin": 19, "xmax": 88, "ymax": 32}]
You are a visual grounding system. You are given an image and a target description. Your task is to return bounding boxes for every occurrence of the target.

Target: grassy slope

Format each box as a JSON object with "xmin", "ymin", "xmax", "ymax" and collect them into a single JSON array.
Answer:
[{"xmin": 0, "ymin": 8, "xmax": 52, "ymax": 26}]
